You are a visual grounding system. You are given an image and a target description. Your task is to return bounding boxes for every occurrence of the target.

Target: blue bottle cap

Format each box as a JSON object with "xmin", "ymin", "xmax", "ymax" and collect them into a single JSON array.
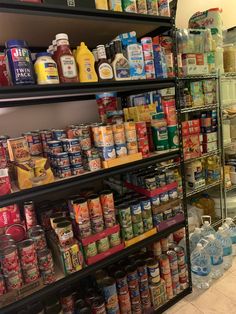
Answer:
[
  {"xmin": 36, "ymin": 52, "xmax": 51, "ymax": 58},
  {"xmin": 5, "ymin": 39, "xmax": 28, "ymax": 49}
]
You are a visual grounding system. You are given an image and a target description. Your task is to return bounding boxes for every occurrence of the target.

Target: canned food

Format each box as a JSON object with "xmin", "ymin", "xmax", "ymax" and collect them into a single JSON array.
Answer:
[
  {"xmin": 174, "ymin": 246, "xmax": 185, "ymax": 266},
  {"xmin": 147, "ymin": 258, "xmax": 160, "ymax": 279},
  {"xmin": 57, "ymin": 166, "xmax": 72, "ymax": 178},
  {"xmin": 22, "ymin": 265, "xmax": 40, "ymax": 284},
  {"xmin": 56, "ymin": 221, "xmax": 74, "ymax": 247},
  {"xmin": 145, "ymin": 176, "xmax": 156, "ymax": 190},
  {"xmin": 52, "ymin": 129, "xmax": 67, "ymax": 140},
  {"xmin": 151, "ymin": 195, "xmax": 160, "ymax": 206},
  {"xmin": 5, "ymin": 270, "xmax": 23, "ymax": 290},
  {"xmin": 117, "ymin": 204, "xmax": 132, "ymax": 227},
  {"xmin": 71, "ymin": 164, "xmax": 84, "ymax": 176},
  {"xmin": 122, "ymin": 226, "xmax": 134, "ymax": 240},
  {"xmin": 53, "ymin": 152, "xmax": 70, "ymax": 167},
  {"xmin": 115, "ymin": 143, "xmax": 128, "ymax": 157},
  {"xmin": 0, "ymin": 245, "xmax": 20, "ymax": 274},
  {"xmin": 115, "ymin": 270, "xmax": 129, "ymax": 293},
  {"xmin": 143, "ymin": 217, "xmax": 153, "ymax": 232},
  {"xmin": 157, "ymin": 173, "xmax": 166, "ymax": 187},
  {"xmin": 37, "ymin": 248, "xmax": 54, "ymax": 270},
  {"xmin": 130, "ymin": 201, "xmax": 142, "ymax": 223},
  {"xmin": 47, "ymin": 140, "xmax": 63, "ymax": 154},
  {"xmin": 140, "ymin": 288, "xmax": 151, "ymax": 309},
  {"xmin": 88, "ymin": 194, "xmax": 103, "ymax": 218},
  {"xmin": 166, "ymin": 250, "xmax": 178, "ymax": 264},
  {"xmin": 41, "ymin": 268, "xmax": 56, "ymax": 285},
  {"xmin": 136, "ymin": 259, "xmax": 148, "ymax": 282},
  {"xmin": 109, "ymin": 232, "xmax": 121, "ymax": 247},
  {"xmin": 169, "ymin": 188, "xmax": 178, "ymax": 200},
  {"xmin": 61, "ymin": 138, "xmax": 80, "ymax": 152},
  {"xmin": 160, "ymin": 238, "xmax": 168, "ymax": 252},
  {"xmin": 0, "ymin": 274, "xmax": 6, "ymax": 295},
  {"xmin": 172, "ymin": 203, "xmax": 181, "ymax": 216},
  {"xmin": 100, "ymin": 190, "xmax": 115, "ymax": 213},
  {"xmin": 163, "ymin": 208, "xmax": 173, "ymax": 220},
  {"xmin": 51, "ymin": 217, "xmax": 68, "ymax": 230},
  {"xmin": 165, "ymin": 170, "xmax": 175, "ymax": 184},
  {"xmin": 92, "ymin": 296, "xmax": 106, "ymax": 314},
  {"xmin": 84, "ymin": 242, "xmax": 98, "ymax": 258},
  {"xmin": 133, "ymin": 221, "xmax": 144, "ymax": 237},
  {"xmin": 159, "ymin": 254, "xmax": 171, "ymax": 275},
  {"xmin": 112, "ymin": 124, "xmax": 126, "ymax": 145},
  {"xmin": 126, "ymin": 264, "xmax": 139, "ymax": 290},
  {"xmin": 23, "ymin": 131, "xmax": 43, "ymax": 156},
  {"xmin": 153, "ymin": 213, "xmax": 163, "ymax": 226},
  {"xmin": 160, "ymin": 192, "xmax": 169, "ymax": 203},
  {"xmin": 102, "ymin": 277, "xmax": 119, "ymax": 314},
  {"xmin": 60, "ymin": 289, "xmax": 74, "ymax": 314},
  {"xmin": 140, "ymin": 198, "xmax": 152, "ymax": 219},
  {"xmin": 18, "ymin": 239, "xmax": 37, "ymax": 269},
  {"xmin": 24, "ymin": 201, "xmax": 37, "ymax": 230},
  {"xmin": 118, "ymin": 292, "xmax": 132, "ymax": 314},
  {"xmin": 127, "ymin": 141, "xmax": 138, "ymax": 155},
  {"xmin": 152, "ymin": 241, "xmax": 162, "ymax": 258},
  {"xmin": 96, "ymin": 125, "xmax": 114, "ymax": 147},
  {"xmin": 91, "ymin": 216, "xmax": 105, "ymax": 233},
  {"xmin": 30, "ymin": 229, "xmax": 47, "ymax": 251},
  {"xmin": 68, "ymin": 151, "xmax": 82, "ymax": 165},
  {"xmin": 97, "ymin": 237, "xmax": 110, "ymax": 253}
]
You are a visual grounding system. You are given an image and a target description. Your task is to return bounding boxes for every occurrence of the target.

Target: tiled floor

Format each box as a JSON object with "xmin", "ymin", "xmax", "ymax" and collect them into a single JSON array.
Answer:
[{"xmin": 164, "ymin": 258, "xmax": 236, "ymax": 314}]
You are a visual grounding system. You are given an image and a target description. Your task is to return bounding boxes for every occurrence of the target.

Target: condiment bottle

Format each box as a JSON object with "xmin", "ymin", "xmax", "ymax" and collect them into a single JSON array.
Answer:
[
  {"xmin": 109, "ymin": 42, "xmax": 115, "ymax": 63},
  {"xmin": 92, "ymin": 48, "xmax": 99, "ymax": 71},
  {"xmin": 97, "ymin": 44, "xmax": 113, "ymax": 81},
  {"xmin": 5, "ymin": 39, "xmax": 35, "ymax": 85},
  {"xmin": 105, "ymin": 44, "xmax": 112, "ymax": 64},
  {"xmin": 53, "ymin": 33, "xmax": 78, "ymax": 83},
  {"xmin": 75, "ymin": 42, "xmax": 98, "ymax": 83},
  {"xmin": 34, "ymin": 52, "xmax": 59, "ymax": 85},
  {"xmin": 112, "ymin": 39, "xmax": 130, "ymax": 81}
]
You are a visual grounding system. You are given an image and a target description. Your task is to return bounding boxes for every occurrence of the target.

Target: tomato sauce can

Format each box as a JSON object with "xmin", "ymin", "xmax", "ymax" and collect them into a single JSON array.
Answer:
[
  {"xmin": 0, "ymin": 274, "xmax": 6, "ymax": 295},
  {"xmin": 30, "ymin": 229, "xmax": 47, "ymax": 251},
  {"xmin": 47, "ymin": 140, "xmax": 63, "ymax": 154},
  {"xmin": 18, "ymin": 239, "xmax": 37, "ymax": 269},
  {"xmin": 102, "ymin": 277, "xmax": 119, "ymax": 314},
  {"xmin": 5, "ymin": 270, "xmax": 23, "ymax": 290},
  {"xmin": 23, "ymin": 131, "xmax": 43, "ymax": 156},
  {"xmin": 24, "ymin": 201, "xmax": 37, "ymax": 230},
  {"xmin": 22, "ymin": 265, "xmax": 40, "ymax": 284},
  {"xmin": 92, "ymin": 296, "xmax": 106, "ymax": 314},
  {"xmin": 0, "ymin": 245, "xmax": 20, "ymax": 275}
]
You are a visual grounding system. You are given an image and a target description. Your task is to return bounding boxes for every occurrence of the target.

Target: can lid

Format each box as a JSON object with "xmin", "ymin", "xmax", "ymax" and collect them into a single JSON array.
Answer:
[
  {"xmin": 5, "ymin": 224, "xmax": 26, "ymax": 242},
  {"xmin": 36, "ymin": 52, "xmax": 52, "ymax": 58},
  {"xmin": 5, "ymin": 39, "xmax": 28, "ymax": 49}
]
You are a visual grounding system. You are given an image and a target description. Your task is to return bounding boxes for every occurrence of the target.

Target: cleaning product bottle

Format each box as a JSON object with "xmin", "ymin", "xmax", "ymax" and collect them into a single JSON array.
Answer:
[
  {"xmin": 217, "ymin": 227, "xmax": 233, "ymax": 270},
  {"xmin": 76, "ymin": 42, "xmax": 98, "ymax": 83},
  {"xmin": 191, "ymin": 243, "xmax": 212, "ymax": 289},
  {"xmin": 189, "ymin": 227, "xmax": 202, "ymax": 253},
  {"xmin": 224, "ymin": 218, "xmax": 236, "ymax": 256},
  {"xmin": 205, "ymin": 234, "xmax": 224, "ymax": 279}
]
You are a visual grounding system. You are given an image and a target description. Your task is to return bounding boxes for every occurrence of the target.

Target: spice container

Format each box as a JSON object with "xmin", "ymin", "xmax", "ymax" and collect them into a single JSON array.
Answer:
[{"xmin": 34, "ymin": 52, "xmax": 59, "ymax": 85}]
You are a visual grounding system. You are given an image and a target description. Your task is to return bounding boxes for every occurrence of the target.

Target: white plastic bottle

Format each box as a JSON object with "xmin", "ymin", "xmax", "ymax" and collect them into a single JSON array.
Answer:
[
  {"xmin": 201, "ymin": 221, "xmax": 216, "ymax": 238},
  {"xmin": 225, "ymin": 218, "xmax": 236, "ymax": 256},
  {"xmin": 191, "ymin": 243, "xmax": 212, "ymax": 289},
  {"xmin": 205, "ymin": 234, "xmax": 224, "ymax": 279},
  {"xmin": 189, "ymin": 228, "xmax": 202, "ymax": 254},
  {"xmin": 217, "ymin": 227, "xmax": 233, "ymax": 270}
]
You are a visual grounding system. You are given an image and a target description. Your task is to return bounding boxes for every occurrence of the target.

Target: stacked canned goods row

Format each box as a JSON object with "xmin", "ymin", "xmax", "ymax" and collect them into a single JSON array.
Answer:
[
  {"xmin": 152, "ymin": 200, "xmax": 183, "ymax": 227},
  {"xmin": 116, "ymin": 193, "xmax": 155, "ymax": 241}
]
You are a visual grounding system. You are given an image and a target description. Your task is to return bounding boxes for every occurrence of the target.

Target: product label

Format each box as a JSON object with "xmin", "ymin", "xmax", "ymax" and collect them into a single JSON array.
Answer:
[
  {"xmin": 35, "ymin": 62, "xmax": 59, "ymax": 84},
  {"xmin": 211, "ymin": 255, "xmax": 223, "ymax": 266},
  {"xmin": 115, "ymin": 58, "xmax": 130, "ymax": 79},
  {"xmin": 223, "ymin": 246, "xmax": 232, "ymax": 256},
  {"xmin": 98, "ymin": 63, "xmax": 113, "ymax": 80},
  {"xmin": 10, "ymin": 48, "xmax": 34, "ymax": 82},
  {"xmin": 128, "ymin": 44, "xmax": 146, "ymax": 79},
  {"xmin": 157, "ymin": 126, "xmax": 168, "ymax": 141},
  {"xmin": 60, "ymin": 55, "xmax": 77, "ymax": 78}
]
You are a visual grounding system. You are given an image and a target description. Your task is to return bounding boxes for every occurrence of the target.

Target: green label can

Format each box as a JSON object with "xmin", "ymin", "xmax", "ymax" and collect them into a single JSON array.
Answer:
[
  {"xmin": 152, "ymin": 125, "xmax": 169, "ymax": 151},
  {"xmin": 122, "ymin": 225, "xmax": 134, "ymax": 240},
  {"xmin": 143, "ymin": 217, "xmax": 154, "ymax": 232},
  {"xmin": 85, "ymin": 242, "xmax": 97, "ymax": 258},
  {"xmin": 122, "ymin": 0, "xmax": 137, "ymax": 13},
  {"xmin": 167, "ymin": 125, "xmax": 179, "ymax": 149},
  {"xmin": 117, "ymin": 204, "xmax": 132, "ymax": 227},
  {"xmin": 97, "ymin": 237, "xmax": 110, "ymax": 253},
  {"xmin": 133, "ymin": 221, "xmax": 144, "ymax": 237},
  {"xmin": 109, "ymin": 232, "xmax": 121, "ymax": 247}
]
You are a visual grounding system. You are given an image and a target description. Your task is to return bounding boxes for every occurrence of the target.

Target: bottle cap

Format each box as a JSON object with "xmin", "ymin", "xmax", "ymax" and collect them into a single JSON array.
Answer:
[
  {"xmin": 195, "ymin": 227, "xmax": 201, "ymax": 233},
  {"xmin": 207, "ymin": 234, "xmax": 215, "ymax": 240},
  {"xmin": 55, "ymin": 33, "xmax": 69, "ymax": 41},
  {"xmin": 197, "ymin": 243, "xmax": 202, "ymax": 249},
  {"xmin": 5, "ymin": 39, "xmax": 28, "ymax": 49},
  {"xmin": 36, "ymin": 52, "xmax": 51, "ymax": 58}
]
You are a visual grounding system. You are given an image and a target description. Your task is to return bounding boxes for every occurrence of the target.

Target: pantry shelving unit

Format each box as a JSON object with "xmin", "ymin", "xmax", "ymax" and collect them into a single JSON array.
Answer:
[{"xmin": 0, "ymin": 0, "xmax": 193, "ymax": 313}]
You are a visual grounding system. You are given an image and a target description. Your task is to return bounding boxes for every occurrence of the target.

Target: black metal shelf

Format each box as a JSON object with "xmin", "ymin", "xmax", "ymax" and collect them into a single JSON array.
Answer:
[
  {"xmin": 0, "ymin": 1, "xmax": 172, "ymax": 48},
  {"xmin": 0, "ymin": 78, "xmax": 175, "ymax": 107},
  {"xmin": 184, "ymin": 150, "xmax": 221, "ymax": 164},
  {"xmin": 0, "ymin": 150, "xmax": 179, "ymax": 207},
  {"xmin": 178, "ymin": 74, "xmax": 217, "ymax": 80},
  {"xmin": 180, "ymin": 103, "xmax": 218, "ymax": 113},
  {"xmin": 0, "ymin": 220, "xmax": 185, "ymax": 314},
  {"xmin": 186, "ymin": 180, "xmax": 221, "ymax": 198}
]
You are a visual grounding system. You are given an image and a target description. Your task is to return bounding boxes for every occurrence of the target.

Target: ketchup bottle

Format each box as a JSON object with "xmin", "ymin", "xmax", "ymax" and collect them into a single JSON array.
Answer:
[{"xmin": 54, "ymin": 33, "xmax": 78, "ymax": 83}]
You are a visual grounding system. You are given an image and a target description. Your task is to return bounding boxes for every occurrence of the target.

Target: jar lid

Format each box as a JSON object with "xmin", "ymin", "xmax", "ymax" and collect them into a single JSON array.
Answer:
[
  {"xmin": 55, "ymin": 33, "xmax": 69, "ymax": 41},
  {"xmin": 36, "ymin": 52, "xmax": 51, "ymax": 58},
  {"xmin": 5, "ymin": 39, "xmax": 28, "ymax": 49}
]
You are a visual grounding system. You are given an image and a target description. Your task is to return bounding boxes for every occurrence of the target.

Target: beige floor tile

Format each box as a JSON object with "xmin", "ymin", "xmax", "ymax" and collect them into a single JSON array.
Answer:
[
  {"xmin": 190, "ymin": 287, "xmax": 236, "ymax": 314},
  {"xmin": 163, "ymin": 298, "xmax": 189, "ymax": 314},
  {"xmin": 165, "ymin": 302, "xmax": 203, "ymax": 314},
  {"xmin": 213, "ymin": 272, "xmax": 236, "ymax": 304}
]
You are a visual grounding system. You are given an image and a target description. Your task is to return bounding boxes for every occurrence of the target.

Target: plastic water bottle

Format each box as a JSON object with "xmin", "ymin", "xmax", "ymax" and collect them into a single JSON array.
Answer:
[
  {"xmin": 201, "ymin": 221, "xmax": 216, "ymax": 238},
  {"xmin": 225, "ymin": 218, "xmax": 236, "ymax": 256},
  {"xmin": 191, "ymin": 243, "xmax": 212, "ymax": 289},
  {"xmin": 217, "ymin": 227, "xmax": 233, "ymax": 270},
  {"xmin": 189, "ymin": 228, "xmax": 202, "ymax": 254},
  {"xmin": 205, "ymin": 234, "xmax": 224, "ymax": 279}
]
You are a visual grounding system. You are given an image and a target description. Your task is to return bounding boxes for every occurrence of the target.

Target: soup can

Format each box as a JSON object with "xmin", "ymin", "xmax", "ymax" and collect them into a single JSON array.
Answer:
[
  {"xmin": 47, "ymin": 140, "xmax": 63, "ymax": 154},
  {"xmin": 53, "ymin": 152, "xmax": 70, "ymax": 167},
  {"xmin": 102, "ymin": 277, "xmax": 119, "ymax": 314},
  {"xmin": 61, "ymin": 138, "xmax": 80, "ymax": 152},
  {"xmin": 18, "ymin": 239, "xmax": 37, "ymax": 269},
  {"xmin": 24, "ymin": 201, "xmax": 37, "ymax": 230},
  {"xmin": 0, "ymin": 245, "xmax": 20, "ymax": 275},
  {"xmin": 22, "ymin": 265, "xmax": 40, "ymax": 284}
]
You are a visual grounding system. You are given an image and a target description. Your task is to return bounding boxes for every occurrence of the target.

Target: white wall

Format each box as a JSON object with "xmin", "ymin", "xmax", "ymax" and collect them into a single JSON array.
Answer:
[{"xmin": 176, "ymin": 0, "xmax": 236, "ymax": 29}]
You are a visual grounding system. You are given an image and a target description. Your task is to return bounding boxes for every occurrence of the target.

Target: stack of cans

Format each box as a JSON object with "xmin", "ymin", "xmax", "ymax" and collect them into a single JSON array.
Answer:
[
  {"xmin": 141, "ymin": 37, "xmax": 156, "ymax": 80},
  {"xmin": 125, "ymin": 265, "xmax": 142, "ymax": 314},
  {"xmin": 112, "ymin": 124, "xmax": 127, "ymax": 157},
  {"xmin": 167, "ymin": 250, "xmax": 181, "ymax": 296},
  {"xmin": 92, "ymin": 125, "xmax": 116, "ymax": 161},
  {"xmin": 174, "ymin": 246, "xmax": 188, "ymax": 290},
  {"xmin": 159, "ymin": 254, "xmax": 174, "ymax": 300},
  {"xmin": 117, "ymin": 204, "xmax": 134, "ymax": 241},
  {"xmin": 135, "ymin": 122, "xmax": 150, "ymax": 158},
  {"xmin": 124, "ymin": 122, "xmax": 138, "ymax": 155},
  {"xmin": 136, "ymin": 260, "xmax": 152, "ymax": 311},
  {"xmin": 115, "ymin": 270, "xmax": 132, "ymax": 314}
]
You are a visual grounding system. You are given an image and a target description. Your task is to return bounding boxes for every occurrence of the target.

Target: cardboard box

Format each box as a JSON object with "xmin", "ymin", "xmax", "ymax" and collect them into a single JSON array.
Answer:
[{"xmin": 183, "ymin": 134, "xmax": 201, "ymax": 160}]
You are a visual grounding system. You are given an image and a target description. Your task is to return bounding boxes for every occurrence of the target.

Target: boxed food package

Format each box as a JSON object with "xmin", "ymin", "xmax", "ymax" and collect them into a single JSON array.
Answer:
[{"xmin": 183, "ymin": 134, "xmax": 201, "ymax": 160}]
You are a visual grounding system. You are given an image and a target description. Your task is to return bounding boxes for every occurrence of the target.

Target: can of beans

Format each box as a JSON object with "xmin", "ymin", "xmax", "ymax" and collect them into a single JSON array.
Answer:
[
  {"xmin": 57, "ymin": 166, "xmax": 72, "ymax": 178},
  {"xmin": 84, "ymin": 242, "xmax": 98, "ymax": 258},
  {"xmin": 5, "ymin": 270, "xmax": 23, "ymax": 290},
  {"xmin": 68, "ymin": 151, "xmax": 82, "ymax": 165},
  {"xmin": 61, "ymin": 138, "xmax": 80, "ymax": 153},
  {"xmin": 30, "ymin": 229, "xmax": 47, "ymax": 251},
  {"xmin": 22, "ymin": 265, "xmax": 40, "ymax": 284},
  {"xmin": 117, "ymin": 204, "xmax": 132, "ymax": 227},
  {"xmin": 102, "ymin": 277, "xmax": 119, "ymax": 314},
  {"xmin": 109, "ymin": 232, "xmax": 121, "ymax": 247},
  {"xmin": 0, "ymin": 274, "xmax": 6, "ymax": 295},
  {"xmin": 23, "ymin": 131, "xmax": 43, "ymax": 156},
  {"xmin": 0, "ymin": 245, "xmax": 20, "ymax": 275},
  {"xmin": 47, "ymin": 140, "xmax": 63, "ymax": 154},
  {"xmin": 122, "ymin": 226, "xmax": 134, "ymax": 240},
  {"xmin": 24, "ymin": 201, "xmax": 37, "ymax": 230},
  {"xmin": 18, "ymin": 239, "xmax": 37, "ymax": 269},
  {"xmin": 97, "ymin": 237, "xmax": 110, "ymax": 253},
  {"xmin": 92, "ymin": 296, "xmax": 106, "ymax": 314},
  {"xmin": 174, "ymin": 246, "xmax": 185, "ymax": 266},
  {"xmin": 53, "ymin": 152, "xmax": 70, "ymax": 167}
]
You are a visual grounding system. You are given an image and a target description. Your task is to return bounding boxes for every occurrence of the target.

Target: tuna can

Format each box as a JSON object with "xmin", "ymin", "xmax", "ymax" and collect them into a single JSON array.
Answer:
[
  {"xmin": 68, "ymin": 151, "xmax": 82, "ymax": 165},
  {"xmin": 18, "ymin": 239, "xmax": 37, "ymax": 269},
  {"xmin": 102, "ymin": 277, "xmax": 119, "ymax": 314},
  {"xmin": 160, "ymin": 192, "xmax": 169, "ymax": 203},
  {"xmin": 146, "ymin": 258, "xmax": 160, "ymax": 282},
  {"xmin": 0, "ymin": 274, "xmax": 6, "ymax": 295},
  {"xmin": 57, "ymin": 166, "xmax": 72, "ymax": 178},
  {"xmin": 109, "ymin": 232, "xmax": 121, "ymax": 247},
  {"xmin": 159, "ymin": 254, "xmax": 171, "ymax": 275},
  {"xmin": 127, "ymin": 141, "xmax": 138, "ymax": 155},
  {"xmin": 52, "ymin": 129, "xmax": 67, "ymax": 140},
  {"xmin": 133, "ymin": 221, "xmax": 144, "ymax": 236},
  {"xmin": 115, "ymin": 143, "xmax": 128, "ymax": 157},
  {"xmin": 168, "ymin": 188, "xmax": 178, "ymax": 200},
  {"xmin": 122, "ymin": 225, "xmax": 134, "ymax": 240},
  {"xmin": 47, "ymin": 140, "xmax": 63, "ymax": 154},
  {"xmin": 129, "ymin": 201, "xmax": 142, "ymax": 223},
  {"xmin": 97, "ymin": 237, "xmax": 110, "ymax": 253},
  {"xmin": 115, "ymin": 270, "xmax": 129, "ymax": 295},
  {"xmin": 22, "ymin": 265, "xmax": 40, "ymax": 284},
  {"xmin": 151, "ymin": 195, "xmax": 160, "ymax": 206},
  {"xmin": 117, "ymin": 204, "xmax": 132, "ymax": 227},
  {"xmin": 24, "ymin": 201, "xmax": 37, "ymax": 230},
  {"xmin": 153, "ymin": 213, "xmax": 163, "ymax": 226},
  {"xmin": 174, "ymin": 246, "xmax": 185, "ymax": 266},
  {"xmin": 139, "ymin": 198, "xmax": 152, "ymax": 219},
  {"xmin": 5, "ymin": 270, "xmax": 23, "ymax": 290},
  {"xmin": 53, "ymin": 152, "xmax": 70, "ymax": 167},
  {"xmin": 23, "ymin": 131, "xmax": 43, "ymax": 156},
  {"xmin": 30, "ymin": 229, "xmax": 47, "ymax": 251},
  {"xmin": 71, "ymin": 164, "xmax": 84, "ymax": 176},
  {"xmin": 0, "ymin": 245, "xmax": 20, "ymax": 275},
  {"xmin": 143, "ymin": 217, "xmax": 153, "ymax": 232},
  {"xmin": 84, "ymin": 242, "xmax": 97, "ymax": 258},
  {"xmin": 61, "ymin": 138, "xmax": 80, "ymax": 153},
  {"xmin": 163, "ymin": 208, "xmax": 173, "ymax": 220},
  {"xmin": 92, "ymin": 296, "xmax": 106, "ymax": 314},
  {"xmin": 145, "ymin": 175, "xmax": 156, "ymax": 190},
  {"xmin": 37, "ymin": 248, "xmax": 54, "ymax": 271}
]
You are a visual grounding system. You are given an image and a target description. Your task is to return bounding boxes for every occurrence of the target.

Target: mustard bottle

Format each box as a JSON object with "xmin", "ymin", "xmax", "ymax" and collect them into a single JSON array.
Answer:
[{"xmin": 76, "ymin": 42, "xmax": 98, "ymax": 83}]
